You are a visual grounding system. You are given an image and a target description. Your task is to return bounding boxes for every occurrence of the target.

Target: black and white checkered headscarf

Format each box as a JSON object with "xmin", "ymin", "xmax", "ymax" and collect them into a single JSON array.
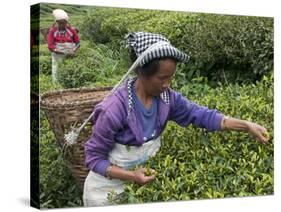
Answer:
[{"xmin": 125, "ymin": 31, "xmax": 189, "ymax": 67}]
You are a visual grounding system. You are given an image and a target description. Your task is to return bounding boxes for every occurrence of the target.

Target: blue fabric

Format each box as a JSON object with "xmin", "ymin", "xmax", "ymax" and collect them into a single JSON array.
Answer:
[{"xmin": 132, "ymin": 86, "xmax": 158, "ymax": 142}]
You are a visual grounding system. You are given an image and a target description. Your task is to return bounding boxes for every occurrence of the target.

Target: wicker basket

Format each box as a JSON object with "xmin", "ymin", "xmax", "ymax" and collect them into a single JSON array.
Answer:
[{"xmin": 40, "ymin": 87, "xmax": 112, "ymax": 189}]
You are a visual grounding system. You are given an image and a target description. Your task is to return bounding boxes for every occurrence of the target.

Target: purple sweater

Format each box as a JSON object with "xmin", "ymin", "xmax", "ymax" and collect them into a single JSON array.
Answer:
[{"xmin": 85, "ymin": 78, "xmax": 224, "ymax": 176}]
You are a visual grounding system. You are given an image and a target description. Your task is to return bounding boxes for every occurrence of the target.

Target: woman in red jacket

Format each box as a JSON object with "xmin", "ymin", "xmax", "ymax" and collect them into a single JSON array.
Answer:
[{"xmin": 47, "ymin": 9, "xmax": 80, "ymax": 82}]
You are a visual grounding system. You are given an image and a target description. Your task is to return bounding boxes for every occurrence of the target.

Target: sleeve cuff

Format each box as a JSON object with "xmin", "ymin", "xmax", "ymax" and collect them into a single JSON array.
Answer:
[
  {"xmin": 93, "ymin": 160, "xmax": 111, "ymax": 177},
  {"xmin": 214, "ymin": 113, "xmax": 224, "ymax": 131}
]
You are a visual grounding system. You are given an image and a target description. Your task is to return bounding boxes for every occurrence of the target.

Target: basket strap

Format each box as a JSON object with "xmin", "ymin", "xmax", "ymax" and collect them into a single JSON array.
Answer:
[{"xmin": 65, "ymin": 41, "xmax": 170, "ymax": 144}]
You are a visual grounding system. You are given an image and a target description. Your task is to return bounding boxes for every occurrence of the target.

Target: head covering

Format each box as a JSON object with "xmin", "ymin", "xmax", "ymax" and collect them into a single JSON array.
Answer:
[
  {"xmin": 125, "ymin": 32, "xmax": 189, "ymax": 67},
  {"xmin": 52, "ymin": 9, "xmax": 69, "ymax": 21}
]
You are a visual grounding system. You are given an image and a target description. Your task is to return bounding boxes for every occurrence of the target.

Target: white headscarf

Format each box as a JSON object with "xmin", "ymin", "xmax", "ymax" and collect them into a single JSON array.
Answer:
[{"xmin": 52, "ymin": 9, "xmax": 69, "ymax": 21}]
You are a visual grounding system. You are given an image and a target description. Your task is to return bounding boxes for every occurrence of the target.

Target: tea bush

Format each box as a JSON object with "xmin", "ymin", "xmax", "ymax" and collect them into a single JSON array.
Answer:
[
  {"xmin": 37, "ymin": 44, "xmax": 52, "ymax": 75},
  {"xmin": 178, "ymin": 14, "xmax": 273, "ymax": 86},
  {"xmin": 39, "ymin": 74, "xmax": 82, "ymax": 208},
  {"xmin": 80, "ymin": 8, "xmax": 196, "ymax": 58},
  {"xmin": 56, "ymin": 41, "xmax": 129, "ymax": 88},
  {"xmin": 115, "ymin": 73, "xmax": 273, "ymax": 204},
  {"xmin": 80, "ymin": 8, "xmax": 194, "ymax": 45},
  {"xmin": 81, "ymin": 8, "xmax": 273, "ymax": 85},
  {"xmin": 37, "ymin": 5, "xmax": 274, "ymax": 208},
  {"xmin": 39, "ymin": 110, "xmax": 83, "ymax": 208},
  {"xmin": 39, "ymin": 3, "xmax": 90, "ymax": 30},
  {"xmin": 38, "ymin": 70, "xmax": 273, "ymax": 208}
]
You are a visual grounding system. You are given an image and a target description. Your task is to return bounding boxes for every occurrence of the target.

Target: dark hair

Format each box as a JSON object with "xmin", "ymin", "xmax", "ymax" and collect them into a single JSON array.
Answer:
[{"xmin": 129, "ymin": 47, "xmax": 175, "ymax": 78}]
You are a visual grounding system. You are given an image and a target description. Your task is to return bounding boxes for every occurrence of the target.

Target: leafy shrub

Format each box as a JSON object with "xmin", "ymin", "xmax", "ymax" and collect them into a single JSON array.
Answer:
[
  {"xmin": 81, "ymin": 8, "xmax": 273, "ymax": 85},
  {"xmin": 39, "ymin": 3, "xmax": 89, "ymax": 16},
  {"xmin": 31, "ymin": 44, "xmax": 52, "ymax": 75},
  {"xmin": 38, "ymin": 74, "xmax": 82, "ymax": 208},
  {"xmin": 39, "ymin": 71, "xmax": 273, "ymax": 207},
  {"xmin": 39, "ymin": 73, "xmax": 62, "ymax": 93},
  {"xmin": 80, "ymin": 8, "xmax": 195, "ymax": 55},
  {"xmin": 37, "ymin": 6, "xmax": 274, "ymax": 207},
  {"xmin": 39, "ymin": 56, "xmax": 52, "ymax": 75},
  {"xmin": 39, "ymin": 111, "xmax": 83, "ymax": 208},
  {"xmin": 56, "ymin": 41, "xmax": 128, "ymax": 88},
  {"xmin": 115, "ymin": 73, "xmax": 273, "ymax": 204},
  {"xmin": 178, "ymin": 14, "xmax": 273, "ymax": 85}
]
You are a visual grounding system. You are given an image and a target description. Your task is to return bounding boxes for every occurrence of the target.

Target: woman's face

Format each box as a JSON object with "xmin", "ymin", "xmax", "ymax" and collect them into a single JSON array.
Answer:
[
  {"xmin": 56, "ymin": 20, "xmax": 67, "ymax": 29},
  {"xmin": 141, "ymin": 58, "xmax": 177, "ymax": 96}
]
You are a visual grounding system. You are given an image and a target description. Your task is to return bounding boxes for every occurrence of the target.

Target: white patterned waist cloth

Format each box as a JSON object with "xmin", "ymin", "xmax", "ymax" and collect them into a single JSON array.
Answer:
[{"xmin": 83, "ymin": 136, "xmax": 161, "ymax": 206}]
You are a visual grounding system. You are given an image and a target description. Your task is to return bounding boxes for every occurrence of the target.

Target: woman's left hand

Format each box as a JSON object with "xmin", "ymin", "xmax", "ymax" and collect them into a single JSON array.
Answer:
[{"xmin": 247, "ymin": 121, "xmax": 270, "ymax": 144}]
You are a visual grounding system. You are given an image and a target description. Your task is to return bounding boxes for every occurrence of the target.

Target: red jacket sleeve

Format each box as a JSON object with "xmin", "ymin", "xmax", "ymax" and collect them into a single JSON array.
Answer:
[
  {"xmin": 47, "ymin": 27, "xmax": 56, "ymax": 51},
  {"xmin": 69, "ymin": 27, "xmax": 80, "ymax": 45}
]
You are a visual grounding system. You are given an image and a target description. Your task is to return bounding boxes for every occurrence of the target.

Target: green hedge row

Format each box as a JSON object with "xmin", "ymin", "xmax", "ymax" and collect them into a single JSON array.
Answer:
[
  {"xmin": 57, "ymin": 41, "xmax": 129, "ymax": 88},
  {"xmin": 39, "ymin": 110, "xmax": 83, "ymax": 208},
  {"xmin": 114, "ymin": 73, "xmax": 273, "ymax": 204},
  {"xmin": 37, "ymin": 41, "xmax": 129, "ymax": 89},
  {"xmin": 38, "ymin": 71, "xmax": 273, "ymax": 208},
  {"xmin": 81, "ymin": 8, "xmax": 273, "ymax": 85}
]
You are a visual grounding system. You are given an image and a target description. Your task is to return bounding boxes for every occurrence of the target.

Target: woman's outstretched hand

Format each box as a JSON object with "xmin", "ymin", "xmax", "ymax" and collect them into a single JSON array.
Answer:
[
  {"xmin": 222, "ymin": 116, "xmax": 270, "ymax": 144},
  {"xmin": 246, "ymin": 121, "xmax": 270, "ymax": 144}
]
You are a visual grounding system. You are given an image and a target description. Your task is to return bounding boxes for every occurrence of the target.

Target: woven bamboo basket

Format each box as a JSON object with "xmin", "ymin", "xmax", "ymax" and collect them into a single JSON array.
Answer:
[{"xmin": 40, "ymin": 87, "xmax": 112, "ymax": 189}]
